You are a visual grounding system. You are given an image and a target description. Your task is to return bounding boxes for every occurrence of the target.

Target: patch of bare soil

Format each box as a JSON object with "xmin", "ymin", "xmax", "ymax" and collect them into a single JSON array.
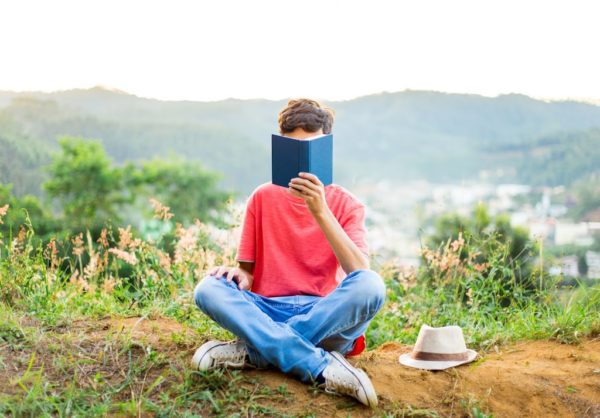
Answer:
[
  {"xmin": 366, "ymin": 340, "xmax": 600, "ymax": 417},
  {"xmin": 244, "ymin": 338, "xmax": 600, "ymax": 417},
  {"xmin": 3, "ymin": 317, "xmax": 599, "ymax": 417},
  {"xmin": 117, "ymin": 317, "xmax": 600, "ymax": 417}
]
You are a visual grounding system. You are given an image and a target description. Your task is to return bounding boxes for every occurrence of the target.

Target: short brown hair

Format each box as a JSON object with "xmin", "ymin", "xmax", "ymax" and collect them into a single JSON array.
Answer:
[{"xmin": 278, "ymin": 98, "xmax": 335, "ymax": 134}]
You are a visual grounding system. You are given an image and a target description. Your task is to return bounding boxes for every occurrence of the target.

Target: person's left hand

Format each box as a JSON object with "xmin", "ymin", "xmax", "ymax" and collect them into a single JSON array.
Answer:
[{"xmin": 288, "ymin": 172, "xmax": 328, "ymax": 216}]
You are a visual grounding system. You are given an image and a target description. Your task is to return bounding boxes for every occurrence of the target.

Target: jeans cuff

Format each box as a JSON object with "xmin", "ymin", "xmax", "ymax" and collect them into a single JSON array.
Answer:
[
  {"xmin": 245, "ymin": 344, "xmax": 270, "ymax": 369},
  {"xmin": 308, "ymin": 352, "xmax": 332, "ymax": 382}
]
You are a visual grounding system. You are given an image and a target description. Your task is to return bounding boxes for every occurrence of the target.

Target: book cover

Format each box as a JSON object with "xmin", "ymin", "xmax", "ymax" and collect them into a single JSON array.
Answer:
[{"xmin": 271, "ymin": 133, "xmax": 333, "ymax": 188}]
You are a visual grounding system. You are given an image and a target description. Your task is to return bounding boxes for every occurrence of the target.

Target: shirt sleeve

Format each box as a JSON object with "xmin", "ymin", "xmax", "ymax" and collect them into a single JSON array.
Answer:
[
  {"xmin": 339, "ymin": 204, "xmax": 370, "ymax": 256},
  {"xmin": 235, "ymin": 196, "xmax": 256, "ymax": 262}
]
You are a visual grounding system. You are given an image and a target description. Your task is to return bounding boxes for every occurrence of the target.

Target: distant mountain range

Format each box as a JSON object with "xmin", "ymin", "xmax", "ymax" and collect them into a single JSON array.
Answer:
[{"xmin": 1, "ymin": 87, "xmax": 599, "ymax": 197}]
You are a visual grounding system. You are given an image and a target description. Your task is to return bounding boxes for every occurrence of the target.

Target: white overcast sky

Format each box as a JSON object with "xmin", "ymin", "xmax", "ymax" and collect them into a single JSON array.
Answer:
[{"xmin": 1, "ymin": 0, "xmax": 599, "ymax": 102}]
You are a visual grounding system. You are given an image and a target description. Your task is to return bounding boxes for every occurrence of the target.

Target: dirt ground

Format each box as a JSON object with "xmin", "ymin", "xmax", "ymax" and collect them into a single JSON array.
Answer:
[
  {"xmin": 245, "ymin": 341, "xmax": 600, "ymax": 417},
  {"xmin": 112, "ymin": 318, "xmax": 600, "ymax": 417},
  {"xmin": 3, "ymin": 317, "xmax": 600, "ymax": 417}
]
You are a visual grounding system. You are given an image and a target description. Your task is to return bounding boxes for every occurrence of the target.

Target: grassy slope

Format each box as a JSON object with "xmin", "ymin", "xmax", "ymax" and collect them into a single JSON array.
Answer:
[
  {"xmin": 1, "ymin": 209, "xmax": 599, "ymax": 416},
  {"xmin": 2, "ymin": 313, "xmax": 599, "ymax": 417}
]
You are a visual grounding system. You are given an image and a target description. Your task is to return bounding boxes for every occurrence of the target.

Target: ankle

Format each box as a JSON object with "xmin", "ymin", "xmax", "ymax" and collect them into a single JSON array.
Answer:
[{"xmin": 315, "ymin": 372, "xmax": 326, "ymax": 385}]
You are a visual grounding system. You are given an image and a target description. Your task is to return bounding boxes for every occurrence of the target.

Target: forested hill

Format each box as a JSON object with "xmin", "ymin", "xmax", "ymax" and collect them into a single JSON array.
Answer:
[{"xmin": 1, "ymin": 87, "xmax": 600, "ymax": 197}]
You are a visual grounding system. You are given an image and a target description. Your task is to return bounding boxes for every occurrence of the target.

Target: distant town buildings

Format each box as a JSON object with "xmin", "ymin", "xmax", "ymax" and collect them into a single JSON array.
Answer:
[
  {"xmin": 586, "ymin": 251, "xmax": 600, "ymax": 279},
  {"xmin": 548, "ymin": 256, "xmax": 579, "ymax": 277},
  {"xmin": 555, "ymin": 222, "xmax": 595, "ymax": 246},
  {"xmin": 352, "ymin": 180, "xmax": 599, "ymax": 280}
]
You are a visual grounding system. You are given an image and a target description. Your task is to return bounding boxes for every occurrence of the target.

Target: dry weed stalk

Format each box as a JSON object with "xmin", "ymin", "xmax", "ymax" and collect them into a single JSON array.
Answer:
[
  {"xmin": 97, "ymin": 228, "xmax": 109, "ymax": 247},
  {"xmin": 108, "ymin": 248, "xmax": 138, "ymax": 265},
  {"xmin": 149, "ymin": 198, "xmax": 174, "ymax": 221},
  {"xmin": 0, "ymin": 203, "xmax": 8, "ymax": 224},
  {"xmin": 72, "ymin": 233, "xmax": 84, "ymax": 257},
  {"xmin": 420, "ymin": 232, "xmax": 489, "ymax": 285},
  {"xmin": 44, "ymin": 239, "xmax": 60, "ymax": 272}
]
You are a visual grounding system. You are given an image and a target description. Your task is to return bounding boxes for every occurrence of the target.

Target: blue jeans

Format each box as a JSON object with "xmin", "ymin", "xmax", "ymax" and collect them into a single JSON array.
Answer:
[{"xmin": 193, "ymin": 269, "xmax": 386, "ymax": 382}]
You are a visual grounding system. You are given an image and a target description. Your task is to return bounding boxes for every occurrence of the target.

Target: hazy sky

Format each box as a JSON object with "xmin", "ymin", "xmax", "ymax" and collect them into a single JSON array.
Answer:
[{"xmin": 1, "ymin": 0, "xmax": 599, "ymax": 102}]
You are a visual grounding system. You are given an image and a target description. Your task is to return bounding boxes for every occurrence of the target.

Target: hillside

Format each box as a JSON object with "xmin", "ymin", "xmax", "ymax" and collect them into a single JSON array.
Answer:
[
  {"xmin": 1, "ymin": 88, "xmax": 600, "ymax": 196},
  {"xmin": 3, "ymin": 316, "xmax": 599, "ymax": 417}
]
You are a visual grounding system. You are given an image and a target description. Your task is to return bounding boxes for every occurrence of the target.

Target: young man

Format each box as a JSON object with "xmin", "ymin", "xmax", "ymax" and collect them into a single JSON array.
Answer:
[{"xmin": 191, "ymin": 98, "xmax": 386, "ymax": 407}]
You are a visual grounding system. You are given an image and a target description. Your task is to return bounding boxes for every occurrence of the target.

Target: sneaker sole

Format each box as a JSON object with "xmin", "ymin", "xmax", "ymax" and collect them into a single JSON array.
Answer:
[{"xmin": 330, "ymin": 351, "xmax": 378, "ymax": 407}]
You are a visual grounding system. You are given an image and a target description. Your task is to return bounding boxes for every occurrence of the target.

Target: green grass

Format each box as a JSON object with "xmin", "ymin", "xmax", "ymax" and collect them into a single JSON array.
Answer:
[
  {"xmin": 366, "ymin": 234, "xmax": 600, "ymax": 351},
  {"xmin": 0, "ymin": 208, "xmax": 599, "ymax": 416},
  {"xmin": 0, "ymin": 309, "xmax": 294, "ymax": 417}
]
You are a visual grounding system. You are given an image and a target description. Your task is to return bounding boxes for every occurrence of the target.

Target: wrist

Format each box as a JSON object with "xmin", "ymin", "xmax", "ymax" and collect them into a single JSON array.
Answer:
[{"xmin": 313, "ymin": 205, "xmax": 333, "ymax": 223}]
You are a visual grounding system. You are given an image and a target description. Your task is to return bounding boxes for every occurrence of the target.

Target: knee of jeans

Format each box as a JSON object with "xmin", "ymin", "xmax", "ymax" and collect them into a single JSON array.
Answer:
[
  {"xmin": 350, "ymin": 269, "xmax": 386, "ymax": 312},
  {"xmin": 193, "ymin": 275, "xmax": 226, "ymax": 312}
]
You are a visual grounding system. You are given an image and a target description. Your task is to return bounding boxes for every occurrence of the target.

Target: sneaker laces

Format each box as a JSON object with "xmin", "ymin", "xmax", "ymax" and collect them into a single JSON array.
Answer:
[{"xmin": 210, "ymin": 342, "xmax": 247, "ymax": 368}]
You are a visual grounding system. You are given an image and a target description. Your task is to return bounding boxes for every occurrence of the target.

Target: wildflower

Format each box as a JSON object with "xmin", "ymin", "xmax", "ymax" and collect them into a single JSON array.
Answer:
[
  {"xmin": 117, "ymin": 226, "xmax": 133, "ymax": 250},
  {"xmin": 72, "ymin": 233, "xmax": 84, "ymax": 257},
  {"xmin": 10, "ymin": 226, "xmax": 27, "ymax": 256},
  {"xmin": 43, "ymin": 242, "xmax": 54, "ymax": 261},
  {"xmin": 157, "ymin": 250, "xmax": 171, "ymax": 272},
  {"xmin": 150, "ymin": 198, "xmax": 174, "ymax": 221},
  {"xmin": 97, "ymin": 228, "xmax": 109, "ymax": 247},
  {"xmin": 84, "ymin": 253, "xmax": 100, "ymax": 279},
  {"xmin": 101, "ymin": 251, "xmax": 109, "ymax": 270},
  {"xmin": 70, "ymin": 269, "xmax": 90, "ymax": 292},
  {"xmin": 421, "ymin": 248, "xmax": 437, "ymax": 264},
  {"xmin": 450, "ymin": 232, "xmax": 465, "ymax": 252},
  {"xmin": 129, "ymin": 238, "xmax": 142, "ymax": 250},
  {"xmin": 44, "ymin": 239, "xmax": 59, "ymax": 270},
  {"xmin": 473, "ymin": 263, "xmax": 489, "ymax": 273},
  {"xmin": 17, "ymin": 226, "xmax": 27, "ymax": 245},
  {"xmin": 193, "ymin": 248, "xmax": 217, "ymax": 277},
  {"xmin": 174, "ymin": 223, "xmax": 198, "ymax": 264},
  {"xmin": 102, "ymin": 276, "xmax": 118, "ymax": 294},
  {"xmin": 0, "ymin": 204, "xmax": 8, "ymax": 224},
  {"xmin": 109, "ymin": 248, "xmax": 138, "ymax": 265},
  {"xmin": 442, "ymin": 252, "xmax": 461, "ymax": 270},
  {"xmin": 142, "ymin": 268, "xmax": 158, "ymax": 285},
  {"xmin": 398, "ymin": 266, "xmax": 417, "ymax": 290}
]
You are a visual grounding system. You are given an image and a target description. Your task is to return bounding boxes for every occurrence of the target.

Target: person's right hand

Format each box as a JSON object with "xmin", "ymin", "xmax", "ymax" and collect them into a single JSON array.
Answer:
[{"xmin": 208, "ymin": 265, "xmax": 254, "ymax": 290}]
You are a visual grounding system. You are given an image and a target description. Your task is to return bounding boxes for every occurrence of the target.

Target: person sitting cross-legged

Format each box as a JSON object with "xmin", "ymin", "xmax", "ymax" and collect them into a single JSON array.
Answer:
[{"xmin": 191, "ymin": 98, "xmax": 386, "ymax": 408}]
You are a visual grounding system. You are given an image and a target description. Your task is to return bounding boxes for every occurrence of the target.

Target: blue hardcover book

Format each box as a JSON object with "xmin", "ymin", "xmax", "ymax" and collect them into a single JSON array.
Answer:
[{"xmin": 271, "ymin": 133, "xmax": 333, "ymax": 188}]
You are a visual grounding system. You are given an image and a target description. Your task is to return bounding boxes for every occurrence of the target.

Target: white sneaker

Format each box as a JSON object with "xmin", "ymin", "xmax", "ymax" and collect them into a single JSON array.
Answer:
[
  {"xmin": 321, "ymin": 351, "xmax": 378, "ymax": 408},
  {"xmin": 191, "ymin": 340, "xmax": 248, "ymax": 371}
]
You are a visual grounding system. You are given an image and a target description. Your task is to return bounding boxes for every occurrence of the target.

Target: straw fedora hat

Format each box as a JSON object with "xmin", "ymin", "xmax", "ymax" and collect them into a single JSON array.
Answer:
[{"xmin": 399, "ymin": 324, "xmax": 478, "ymax": 370}]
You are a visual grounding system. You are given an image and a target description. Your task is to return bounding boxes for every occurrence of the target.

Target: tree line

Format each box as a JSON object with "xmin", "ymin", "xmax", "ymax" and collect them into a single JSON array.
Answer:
[{"xmin": 1, "ymin": 137, "xmax": 233, "ymax": 244}]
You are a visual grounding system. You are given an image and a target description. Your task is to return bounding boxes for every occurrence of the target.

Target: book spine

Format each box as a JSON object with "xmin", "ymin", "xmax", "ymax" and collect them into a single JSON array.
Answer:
[{"xmin": 299, "ymin": 141, "xmax": 310, "ymax": 174}]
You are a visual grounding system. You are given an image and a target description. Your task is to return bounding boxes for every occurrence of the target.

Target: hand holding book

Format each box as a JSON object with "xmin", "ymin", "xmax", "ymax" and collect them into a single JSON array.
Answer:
[{"xmin": 288, "ymin": 172, "xmax": 328, "ymax": 215}]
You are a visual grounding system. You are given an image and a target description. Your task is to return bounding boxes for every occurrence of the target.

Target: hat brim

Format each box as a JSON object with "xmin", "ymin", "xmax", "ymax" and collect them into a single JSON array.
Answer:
[{"xmin": 399, "ymin": 349, "xmax": 478, "ymax": 370}]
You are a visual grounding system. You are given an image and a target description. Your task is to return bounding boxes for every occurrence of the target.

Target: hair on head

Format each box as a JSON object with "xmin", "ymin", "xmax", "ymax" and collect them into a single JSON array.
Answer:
[{"xmin": 278, "ymin": 98, "xmax": 335, "ymax": 134}]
